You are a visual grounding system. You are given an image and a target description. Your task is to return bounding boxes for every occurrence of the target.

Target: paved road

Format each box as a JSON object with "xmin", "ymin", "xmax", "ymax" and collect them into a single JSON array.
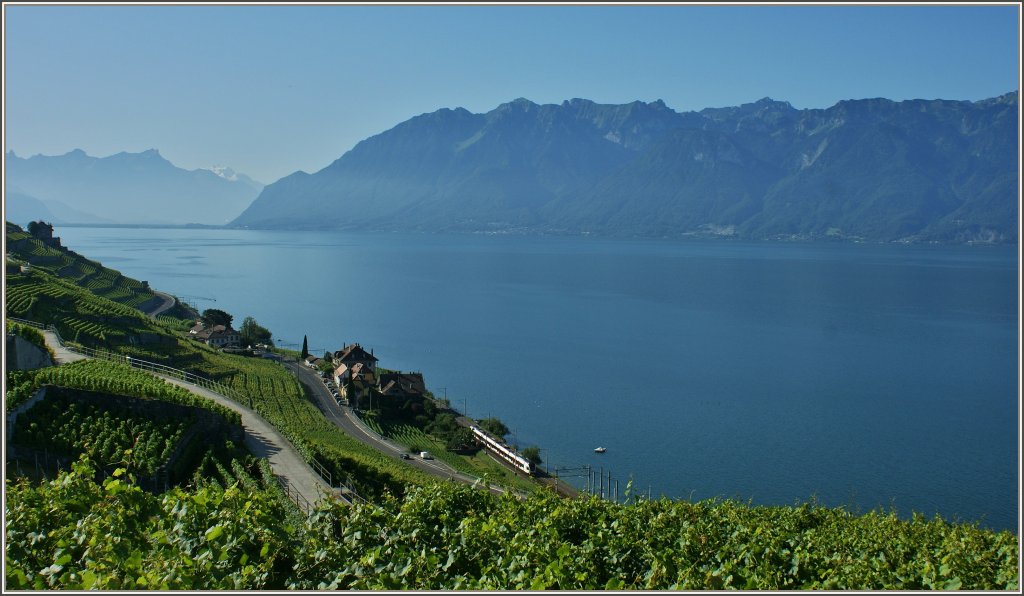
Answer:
[
  {"xmin": 42, "ymin": 330, "xmax": 87, "ymax": 364},
  {"xmin": 160, "ymin": 376, "xmax": 336, "ymax": 510},
  {"xmin": 143, "ymin": 291, "xmax": 177, "ymax": 319},
  {"xmin": 280, "ymin": 357, "xmax": 514, "ymax": 496},
  {"xmin": 39, "ymin": 331, "xmax": 335, "ymax": 511}
]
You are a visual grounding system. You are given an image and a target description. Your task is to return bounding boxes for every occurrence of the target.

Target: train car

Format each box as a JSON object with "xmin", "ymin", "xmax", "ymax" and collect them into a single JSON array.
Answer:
[{"xmin": 470, "ymin": 425, "xmax": 535, "ymax": 475}]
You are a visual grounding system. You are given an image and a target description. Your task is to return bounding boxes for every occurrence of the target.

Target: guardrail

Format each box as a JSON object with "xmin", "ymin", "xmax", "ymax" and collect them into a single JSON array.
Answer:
[
  {"xmin": 276, "ymin": 475, "xmax": 311, "ymax": 514},
  {"xmin": 6, "ymin": 316, "xmax": 47, "ymax": 330},
  {"xmin": 11, "ymin": 315, "xmax": 365, "ymax": 506},
  {"xmin": 309, "ymin": 458, "xmax": 332, "ymax": 486}
]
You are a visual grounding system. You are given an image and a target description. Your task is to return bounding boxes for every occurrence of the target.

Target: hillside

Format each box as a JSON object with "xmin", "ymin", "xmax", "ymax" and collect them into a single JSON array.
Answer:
[
  {"xmin": 231, "ymin": 92, "xmax": 1018, "ymax": 243},
  {"xmin": 4, "ymin": 222, "xmax": 1020, "ymax": 590},
  {"xmin": 5, "ymin": 149, "xmax": 263, "ymax": 226}
]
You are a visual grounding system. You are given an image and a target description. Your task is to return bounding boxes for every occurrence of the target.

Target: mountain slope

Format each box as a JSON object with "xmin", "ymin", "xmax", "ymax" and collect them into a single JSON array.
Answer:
[
  {"xmin": 229, "ymin": 91, "xmax": 1015, "ymax": 242},
  {"xmin": 5, "ymin": 149, "xmax": 264, "ymax": 226}
]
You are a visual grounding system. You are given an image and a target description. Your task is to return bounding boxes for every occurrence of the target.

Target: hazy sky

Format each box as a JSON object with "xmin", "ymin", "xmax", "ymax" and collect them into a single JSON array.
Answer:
[{"xmin": 3, "ymin": 3, "xmax": 1019, "ymax": 184}]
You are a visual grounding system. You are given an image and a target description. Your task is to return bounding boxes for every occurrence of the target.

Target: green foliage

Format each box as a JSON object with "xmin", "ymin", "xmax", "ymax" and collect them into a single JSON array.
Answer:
[
  {"xmin": 5, "ymin": 268, "xmax": 154, "ymax": 347},
  {"xmin": 201, "ymin": 308, "xmax": 233, "ymax": 329},
  {"xmin": 478, "ymin": 417, "xmax": 510, "ymax": 438},
  {"xmin": 4, "ymin": 456, "xmax": 298, "ymax": 590},
  {"xmin": 283, "ymin": 484, "xmax": 1019, "ymax": 590},
  {"xmin": 521, "ymin": 446, "xmax": 542, "ymax": 465},
  {"xmin": 6, "ymin": 321, "xmax": 47, "ymax": 350},
  {"xmin": 6, "ymin": 223, "xmax": 162, "ymax": 314},
  {"xmin": 12, "ymin": 392, "xmax": 190, "ymax": 476},
  {"xmin": 239, "ymin": 316, "xmax": 273, "ymax": 347},
  {"xmin": 6, "ymin": 456, "xmax": 1018, "ymax": 590},
  {"xmin": 4, "ymin": 360, "xmax": 240, "ymax": 425}
]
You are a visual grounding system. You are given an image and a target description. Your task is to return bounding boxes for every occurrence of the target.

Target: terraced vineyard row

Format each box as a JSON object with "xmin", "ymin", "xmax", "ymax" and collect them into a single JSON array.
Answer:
[
  {"xmin": 14, "ymin": 393, "xmax": 189, "ymax": 476},
  {"xmin": 5, "ymin": 270, "xmax": 158, "ymax": 347},
  {"xmin": 61, "ymin": 316, "xmax": 124, "ymax": 343},
  {"xmin": 5, "ymin": 360, "xmax": 241, "ymax": 425},
  {"xmin": 6, "ymin": 222, "xmax": 161, "ymax": 315}
]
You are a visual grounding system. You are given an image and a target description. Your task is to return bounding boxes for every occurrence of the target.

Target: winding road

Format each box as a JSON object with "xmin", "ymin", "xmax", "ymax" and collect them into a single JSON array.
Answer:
[
  {"xmin": 40, "ymin": 329, "xmax": 336, "ymax": 510},
  {"xmin": 143, "ymin": 291, "xmax": 178, "ymax": 319},
  {"xmin": 277, "ymin": 357, "xmax": 507, "ymax": 493}
]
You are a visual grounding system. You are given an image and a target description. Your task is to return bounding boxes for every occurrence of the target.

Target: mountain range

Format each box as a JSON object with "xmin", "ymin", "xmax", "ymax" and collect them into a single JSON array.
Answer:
[
  {"xmin": 5, "ymin": 149, "xmax": 263, "ymax": 226},
  {"xmin": 231, "ymin": 92, "xmax": 1018, "ymax": 243}
]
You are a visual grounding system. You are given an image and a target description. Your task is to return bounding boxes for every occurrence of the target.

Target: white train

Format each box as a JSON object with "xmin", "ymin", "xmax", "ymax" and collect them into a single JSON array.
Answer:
[{"xmin": 470, "ymin": 425, "xmax": 535, "ymax": 476}]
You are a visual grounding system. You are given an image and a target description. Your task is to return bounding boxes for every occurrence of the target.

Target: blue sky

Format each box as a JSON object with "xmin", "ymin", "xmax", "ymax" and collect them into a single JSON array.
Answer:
[{"xmin": 3, "ymin": 3, "xmax": 1019, "ymax": 184}]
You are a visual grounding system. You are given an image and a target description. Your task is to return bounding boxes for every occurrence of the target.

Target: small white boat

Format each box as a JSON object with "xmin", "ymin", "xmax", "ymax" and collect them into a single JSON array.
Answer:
[{"xmin": 594, "ymin": 447, "xmax": 606, "ymax": 453}]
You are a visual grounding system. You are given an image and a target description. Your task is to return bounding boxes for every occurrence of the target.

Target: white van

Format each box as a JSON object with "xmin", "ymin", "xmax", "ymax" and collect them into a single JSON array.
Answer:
[{"xmin": 419, "ymin": 451, "xmax": 432, "ymax": 460}]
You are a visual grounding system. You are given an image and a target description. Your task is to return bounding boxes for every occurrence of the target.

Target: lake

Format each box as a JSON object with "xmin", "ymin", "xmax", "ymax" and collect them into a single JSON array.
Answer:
[{"xmin": 52, "ymin": 226, "xmax": 1020, "ymax": 531}]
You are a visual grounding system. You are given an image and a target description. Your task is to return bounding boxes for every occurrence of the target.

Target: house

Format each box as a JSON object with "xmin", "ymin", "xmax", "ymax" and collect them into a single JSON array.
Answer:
[
  {"xmin": 189, "ymin": 322, "xmax": 241, "ymax": 348},
  {"xmin": 304, "ymin": 355, "xmax": 320, "ymax": 368},
  {"xmin": 377, "ymin": 372, "xmax": 427, "ymax": 400},
  {"xmin": 332, "ymin": 343, "xmax": 378, "ymax": 372},
  {"xmin": 334, "ymin": 362, "xmax": 377, "ymax": 406}
]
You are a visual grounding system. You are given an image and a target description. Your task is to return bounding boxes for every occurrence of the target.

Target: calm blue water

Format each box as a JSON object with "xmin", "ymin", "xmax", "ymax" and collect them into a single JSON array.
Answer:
[{"xmin": 53, "ymin": 226, "xmax": 1020, "ymax": 531}]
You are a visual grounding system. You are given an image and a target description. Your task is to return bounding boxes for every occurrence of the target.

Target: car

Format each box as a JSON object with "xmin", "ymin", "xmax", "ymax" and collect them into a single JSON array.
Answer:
[{"xmin": 399, "ymin": 453, "xmax": 411, "ymax": 460}]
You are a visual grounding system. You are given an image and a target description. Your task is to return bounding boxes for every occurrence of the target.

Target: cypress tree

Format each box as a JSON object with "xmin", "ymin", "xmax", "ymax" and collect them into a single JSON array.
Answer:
[{"xmin": 301, "ymin": 335, "xmax": 309, "ymax": 360}]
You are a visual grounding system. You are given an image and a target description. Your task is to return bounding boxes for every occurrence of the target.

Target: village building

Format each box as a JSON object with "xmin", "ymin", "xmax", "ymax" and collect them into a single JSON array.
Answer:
[
  {"xmin": 188, "ymin": 322, "xmax": 241, "ymax": 348},
  {"xmin": 334, "ymin": 361, "xmax": 378, "ymax": 406},
  {"xmin": 332, "ymin": 343, "xmax": 378, "ymax": 372},
  {"xmin": 377, "ymin": 371, "xmax": 427, "ymax": 400}
]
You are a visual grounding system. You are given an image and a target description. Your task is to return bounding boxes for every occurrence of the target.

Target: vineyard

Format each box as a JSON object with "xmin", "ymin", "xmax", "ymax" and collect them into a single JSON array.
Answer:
[
  {"xmin": 4, "ymin": 359, "xmax": 240, "ymax": 425},
  {"xmin": 5, "ymin": 222, "xmax": 162, "ymax": 314},
  {"xmin": 361, "ymin": 418, "xmax": 538, "ymax": 492},
  {"xmin": 6, "ymin": 220, "xmax": 1018, "ymax": 591},
  {"xmin": 13, "ymin": 392, "xmax": 190, "ymax": 476},
  {"xmin": 5, "ymin": 460, "xmax": 1018, "ymax": 590},
  {"xmin": 5, "ymin": 269, "xmax": 149, "ymax": 346},
  {"xmin": 4, "ymin": 259, "xmax": 437, "ymax": 498}
]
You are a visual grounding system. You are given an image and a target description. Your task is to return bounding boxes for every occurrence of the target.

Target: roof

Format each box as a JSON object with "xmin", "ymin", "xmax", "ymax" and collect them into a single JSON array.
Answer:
[
  {"xmin": 191, "ymin": 323, "xmax": 235, "ymax": 340},
  {"xmin": 335, "ymin": 343, "xmax": 378, "ymax": 364},
  {"xmin": 378, "ymin": 372, "xmax": 426, "ymax": 394}
]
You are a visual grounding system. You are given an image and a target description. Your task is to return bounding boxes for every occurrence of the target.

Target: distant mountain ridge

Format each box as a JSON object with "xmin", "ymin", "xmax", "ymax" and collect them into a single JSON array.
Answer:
[
  {"xmin": 231, "ymin": 92, "xmax": 1018, "ymax": 243},
  {"xmin": 5, "ymin": 149, "xmax": 264, "ymax": 226}
]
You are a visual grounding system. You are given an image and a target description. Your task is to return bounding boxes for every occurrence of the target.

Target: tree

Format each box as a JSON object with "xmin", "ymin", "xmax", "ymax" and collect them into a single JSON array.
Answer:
[
  {"xmin": 201, "ymin": 308, "xmax": 233, "ymax": 328},
  {"xmin": 521, "ymin": 446, "xmax": 542, "ymax": 466},
  {"xmin": 301, "ymin": 335, "xmax": 309, "ymax": 360},
  {"xmin": 239, "ymin": 316, "xmax": 273, "ymax": 347},
  {"xmin": 446, "ymin": 427, "xmax": 476, "ymax": 452},
  {"xmin": 478, "ymin": 417, "xmax": 510, "ymax": 438}
]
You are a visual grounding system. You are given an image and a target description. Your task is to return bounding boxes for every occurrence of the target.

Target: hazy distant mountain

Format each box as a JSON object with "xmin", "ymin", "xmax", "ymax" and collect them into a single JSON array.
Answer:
[
  {"xmin": 4, "ymin": 186, "xmax": 113, "ymax": 227},
  {"xmin": 232, "ymin": 92, "xmax": 1018, "ymax": 243},
  {"xmin": 5, "ymin": 149, "xmax": 264, "ymax": 225}
]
